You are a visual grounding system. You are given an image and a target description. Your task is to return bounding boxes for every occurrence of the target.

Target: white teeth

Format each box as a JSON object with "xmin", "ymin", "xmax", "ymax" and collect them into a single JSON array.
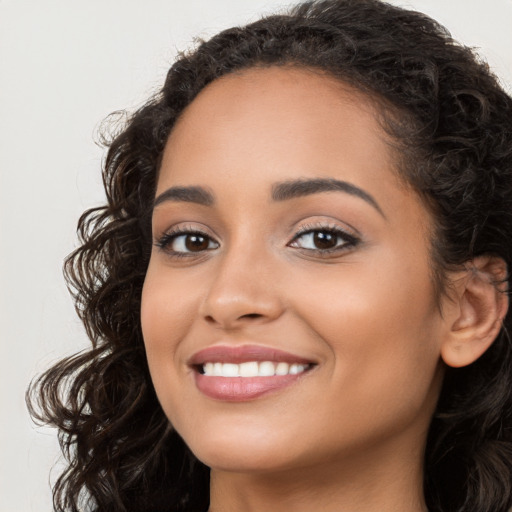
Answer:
[
  {"xmin": 201, "ymin": 361, "xmax": 309, "ymax": 377},
  {"xmin": 239, "ymin": 361, "xmax": 259, "ymax": 377},
  {"xmin": 222, "ymin": 363, "xmax": 239, "ymax": 377},
  {"xmin": 275, "ymin": 362, "xmax": 289, "ymax": 375},
  {"xmin": 259, "ymin": 361, "xmax": 275, "ymax": 376},
  {"xmin": 289, "ymin": 364, "xmax": 301, "ymax": 375}
]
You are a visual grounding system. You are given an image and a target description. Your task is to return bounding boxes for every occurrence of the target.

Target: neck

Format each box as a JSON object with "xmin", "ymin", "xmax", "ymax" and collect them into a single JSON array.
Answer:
[{"xmin": 208, "ymin": 436, "xmax": 428, "ymax": 512}]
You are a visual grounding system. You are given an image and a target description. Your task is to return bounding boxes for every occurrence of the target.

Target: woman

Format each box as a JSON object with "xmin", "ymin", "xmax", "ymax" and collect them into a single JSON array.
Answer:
[{"xmin": 28, "ymin": 0, "xmax": 512, "ymax": 511}]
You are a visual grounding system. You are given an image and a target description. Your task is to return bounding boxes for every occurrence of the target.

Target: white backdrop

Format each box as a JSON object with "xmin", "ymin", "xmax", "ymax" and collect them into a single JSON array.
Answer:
[{"xmin": 1, "ymin": 1, "xmax": 511, "ymax": 510}]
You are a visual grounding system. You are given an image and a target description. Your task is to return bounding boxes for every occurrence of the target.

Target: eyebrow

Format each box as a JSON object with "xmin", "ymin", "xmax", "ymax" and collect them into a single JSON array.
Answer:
[
  {"xmin": 153, "ymin": 186, "xmax": 214, "ymax": 208},
  {"xmin": 272, "ymin": 178, "xmax": 385, "ymax": 217},
  {"xmin": 153, "ymin": 178, "xmax": 384, "ymax": 217}
]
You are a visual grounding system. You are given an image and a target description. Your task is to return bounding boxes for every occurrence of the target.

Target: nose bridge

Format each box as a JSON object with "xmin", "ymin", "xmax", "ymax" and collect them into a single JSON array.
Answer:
[{"xmin": 200, "ymin": 232, "xmax": 283, "ymax": 328}]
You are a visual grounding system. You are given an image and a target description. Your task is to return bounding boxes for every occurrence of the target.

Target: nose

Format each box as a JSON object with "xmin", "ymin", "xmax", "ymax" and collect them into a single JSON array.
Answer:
[{"xmin": 199, "ymin": 248, "xmax": 284, "ymax": 330}]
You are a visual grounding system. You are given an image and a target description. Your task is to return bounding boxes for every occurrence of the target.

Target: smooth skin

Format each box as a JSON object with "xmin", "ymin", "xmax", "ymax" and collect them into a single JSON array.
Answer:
[{"xmin": 141, "ymin": 67, "xmax": 507, "ymax": 512}]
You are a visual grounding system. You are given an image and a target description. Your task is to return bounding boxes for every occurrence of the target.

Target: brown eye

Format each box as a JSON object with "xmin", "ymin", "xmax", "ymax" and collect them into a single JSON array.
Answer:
[
  {"xmin": 184, "ymin": 234, "xmax": 210, "ymax": 252},
  {"xmin": 312, "ymin": 231, "xmax": 337, "ymax": 250},
  {"xmin": 290, "ymin": 228, "xmax": 357, "ymax": 253},
  {"xmin": 158, "ymin": 231, "xmax": 219, "ymax": 255}
]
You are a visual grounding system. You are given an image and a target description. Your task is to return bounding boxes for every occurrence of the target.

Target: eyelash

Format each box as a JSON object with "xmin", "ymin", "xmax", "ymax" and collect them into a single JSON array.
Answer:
[
  {"xmin": 288, "ymin": 223, "xmax": 360, "ymax": 255},
  {"xmin": 155, "ymin": 225, "xmax": 218, "ymax": 259},
  {"xmin": 155, "ymin": 223, "xmax": 360, "ymax": 259}
]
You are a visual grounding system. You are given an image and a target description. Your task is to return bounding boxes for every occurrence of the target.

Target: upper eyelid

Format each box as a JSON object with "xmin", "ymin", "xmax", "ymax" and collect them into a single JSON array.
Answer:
[
  {"xmin": 290, "ymin": 227, "xmax": 358, "ymax": 246},
  {"xmin": 153, "ymin": 225, "xmax": 220, "ymax": 255},
  {"xmin": 292, "ymin": 221, "xmax": 359, "ymax": 239},
  {"xmin": 154, "ymin": 220, "xmax": 361, "ymax": 248},
  {"xmin": 157, "ymin": 222, "xmax": 354, "ymax": 237},
  {"xmin": 155, "ymin": 229, "xmax": 220, "ymax": 257},
  {"xmin": 293, "ymin": 213, "xmax": 360, "ymax": 232},
  {"xmin": 155, "ymin": 223, "xmax": 219, "ymax": 241}
]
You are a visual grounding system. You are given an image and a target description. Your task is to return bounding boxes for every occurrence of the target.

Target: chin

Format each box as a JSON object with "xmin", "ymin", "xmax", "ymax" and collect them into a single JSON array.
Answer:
[{"xmin": 182, "ymin": 423, "xmax": 299, "ymax": 473}]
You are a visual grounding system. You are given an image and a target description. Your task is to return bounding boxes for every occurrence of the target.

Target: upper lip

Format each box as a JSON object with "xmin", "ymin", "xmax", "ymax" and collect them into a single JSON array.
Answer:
[{"xmin": 188, "ymin": 344, "xmax": 315, "ymax": 366}]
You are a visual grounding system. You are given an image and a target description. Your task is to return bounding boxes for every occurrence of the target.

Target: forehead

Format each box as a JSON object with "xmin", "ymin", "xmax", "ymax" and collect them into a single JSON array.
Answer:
[{"xmin": 158, "ymin": 66, "xmax": 403, "ymax": 202}]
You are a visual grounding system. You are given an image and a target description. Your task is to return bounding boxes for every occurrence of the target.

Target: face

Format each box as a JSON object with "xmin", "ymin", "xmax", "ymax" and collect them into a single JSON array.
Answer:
[{"xmin": 141, "ymin": 67, "xmax": 448, "ymax": 475}]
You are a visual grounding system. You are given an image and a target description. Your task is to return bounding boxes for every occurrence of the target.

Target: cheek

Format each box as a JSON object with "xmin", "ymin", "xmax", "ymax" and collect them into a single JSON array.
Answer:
[
  {"xmin": 288, "ymin": 250, "xmax": 443, "ymax": 412},
  {"xmin": 140, "ymin": 263, "xmax": 199, "ymax": 387},
  {"xmin": 291, "ymin": 247, "xmax": 436, "ymax": 334}
]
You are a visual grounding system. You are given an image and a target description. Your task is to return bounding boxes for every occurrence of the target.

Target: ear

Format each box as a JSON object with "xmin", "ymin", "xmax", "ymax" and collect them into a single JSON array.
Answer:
[{"xmin": 441, "ymin": 255, "xmax": 509, "ymax": 368}]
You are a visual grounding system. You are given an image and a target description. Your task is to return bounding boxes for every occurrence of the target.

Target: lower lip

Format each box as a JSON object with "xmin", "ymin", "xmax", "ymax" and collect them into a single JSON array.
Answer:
[{"xmin": 194, "ymin": 372, "xmax": 308, "ymax": 401}]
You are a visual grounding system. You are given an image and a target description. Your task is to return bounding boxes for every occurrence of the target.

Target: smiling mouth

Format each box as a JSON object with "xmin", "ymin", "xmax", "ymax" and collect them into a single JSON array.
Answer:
[
  {"xmin": 199, "ymin": 361, "xmax": 312, "ymax": 377},
  {"xmin": 189, "ymin": 345, "xmax": 316, "ymax": 401}
]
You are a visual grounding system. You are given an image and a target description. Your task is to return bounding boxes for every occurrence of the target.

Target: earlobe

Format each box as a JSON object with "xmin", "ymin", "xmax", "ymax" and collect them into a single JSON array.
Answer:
[{"xmin": 441, "ymin": 255, "xmax": 509, "ymax": 368}]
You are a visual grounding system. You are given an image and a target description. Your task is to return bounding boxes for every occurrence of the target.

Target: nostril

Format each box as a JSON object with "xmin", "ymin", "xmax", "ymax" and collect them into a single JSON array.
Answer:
[
  {"xmin": 241, "ymin": 313, "xmax": 263, "ymax": 319},
  {"xmin": 203, "ymin": 312, "xmax": 262, "ymax": 326}
]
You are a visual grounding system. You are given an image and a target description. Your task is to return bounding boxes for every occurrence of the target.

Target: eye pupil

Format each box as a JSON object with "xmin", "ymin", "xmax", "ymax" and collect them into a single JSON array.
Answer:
[
  {"xmin": 185, "ymin": 234, "xmax": 209, "ymax": 251},
  {"xmin": 313, "ymin": 231, "xmax": 337, "ymax": 249}
]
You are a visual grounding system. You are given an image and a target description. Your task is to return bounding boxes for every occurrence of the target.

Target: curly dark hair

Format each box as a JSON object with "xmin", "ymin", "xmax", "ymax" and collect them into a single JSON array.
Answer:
[{"xmin": 27, "ymin": 0, "xmax": 512, "ymax": 511}]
